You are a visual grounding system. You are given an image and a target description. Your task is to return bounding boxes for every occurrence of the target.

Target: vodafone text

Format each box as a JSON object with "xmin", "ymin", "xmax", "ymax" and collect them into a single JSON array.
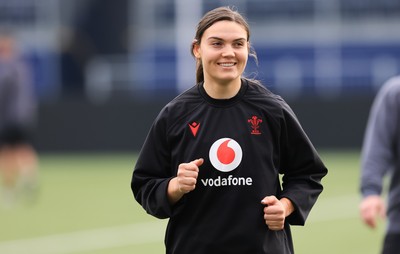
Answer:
[{"xmin": 200, "ymin": 175, "xmax": 253, "ymax": 187}]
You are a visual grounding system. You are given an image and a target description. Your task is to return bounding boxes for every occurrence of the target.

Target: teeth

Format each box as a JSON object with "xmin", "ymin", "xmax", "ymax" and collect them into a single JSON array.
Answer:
[{"xmin": 219, "ymin": 63, "xmax": 235, "ymax": 67}]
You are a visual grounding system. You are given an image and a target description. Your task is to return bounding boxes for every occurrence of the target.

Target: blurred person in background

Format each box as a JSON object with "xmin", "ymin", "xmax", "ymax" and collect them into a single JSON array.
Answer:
[
  {"xmin": 0, "ymin": 29, "xmax": 39, "ymax": 207},
  {"xmin": 131, "ymin": 6, "xmax": 327, "ymax": 254},
  {"xmin": 359, "ymin": 75, "xmax": 400, "ymax": 254}
]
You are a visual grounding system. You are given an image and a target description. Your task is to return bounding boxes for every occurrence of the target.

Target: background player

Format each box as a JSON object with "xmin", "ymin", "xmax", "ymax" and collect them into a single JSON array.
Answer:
[
  {"xmin": 359, "ymin": 75, "xmax": 400, "ymax": 254},
  {"xmin": 0, "ymin": 29, "xmax": 39, "ymax": 207}
]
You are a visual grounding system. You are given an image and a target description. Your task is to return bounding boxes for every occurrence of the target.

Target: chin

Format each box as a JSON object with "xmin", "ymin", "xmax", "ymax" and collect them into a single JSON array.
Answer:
[{"xmin": 216, "ymin": 76, "xmax": 240, "ymax": 85}]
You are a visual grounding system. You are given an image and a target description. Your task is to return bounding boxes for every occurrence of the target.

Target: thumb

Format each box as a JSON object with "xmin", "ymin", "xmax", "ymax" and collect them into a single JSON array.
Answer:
[
  {"xmin": 261, "ymin": 196, "xmax": 278, "ymax": 206},
  {"xmin": 192, "ymin": 158, "xmax": 204, "ymax": 167}
]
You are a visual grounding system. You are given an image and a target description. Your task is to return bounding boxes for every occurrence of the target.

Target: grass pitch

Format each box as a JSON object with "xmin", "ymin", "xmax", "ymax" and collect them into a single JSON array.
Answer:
[{"xmin": 0, "ymin": 151, "xmax": 385, "ymax": 254}]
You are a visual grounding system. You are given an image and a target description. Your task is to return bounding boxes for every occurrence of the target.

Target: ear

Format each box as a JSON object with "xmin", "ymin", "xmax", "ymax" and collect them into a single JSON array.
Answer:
[{"xmin": 192, "ymin": 40, "xmax": 201, "ymax": 59}]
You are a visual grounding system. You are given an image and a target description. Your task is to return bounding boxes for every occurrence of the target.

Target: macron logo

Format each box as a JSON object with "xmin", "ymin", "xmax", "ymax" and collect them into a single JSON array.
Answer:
[{"xmin": 188, "ymin": 122, "xmax": 200, "ymax": 137}]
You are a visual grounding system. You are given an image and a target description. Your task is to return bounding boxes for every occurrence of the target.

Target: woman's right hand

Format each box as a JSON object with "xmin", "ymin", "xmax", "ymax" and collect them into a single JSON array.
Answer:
[{"xmin": 167, "ymin": 158, "xmax": 204, "ymax": 204}]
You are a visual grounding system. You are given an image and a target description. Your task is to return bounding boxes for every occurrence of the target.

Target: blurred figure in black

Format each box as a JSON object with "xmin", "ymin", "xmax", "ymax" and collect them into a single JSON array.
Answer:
[{"xmin": 0, "ymin": 29, "xmax": 38, "ymax": 207}]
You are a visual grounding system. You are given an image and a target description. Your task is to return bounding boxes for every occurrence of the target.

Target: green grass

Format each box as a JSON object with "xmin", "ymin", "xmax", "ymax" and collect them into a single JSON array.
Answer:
[
  {"xmin": 0, "ymin": 151, "xmax": 385, "ymax": 254},
  {"xmin": 291, "ymin": 150, "xmax": 385, "ymax": 254}
]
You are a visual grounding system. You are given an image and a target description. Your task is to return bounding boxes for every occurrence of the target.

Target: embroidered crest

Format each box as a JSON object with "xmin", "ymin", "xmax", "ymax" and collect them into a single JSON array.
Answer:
[{"xmin": 248, "ymin": 116, "xmax": 262, "ymax": 135}]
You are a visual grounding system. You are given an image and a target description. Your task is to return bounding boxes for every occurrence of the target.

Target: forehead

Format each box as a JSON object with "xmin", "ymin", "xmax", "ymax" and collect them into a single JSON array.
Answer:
[{"xmin": 202, "ymin": 20, "xmax": 247, "ymax": 40}]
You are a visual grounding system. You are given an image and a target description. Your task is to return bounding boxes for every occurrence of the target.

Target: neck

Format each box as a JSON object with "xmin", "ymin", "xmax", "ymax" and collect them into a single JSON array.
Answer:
[{"xmin": 203, "ymin": 78, "xmax": 242, "ymax": 99}]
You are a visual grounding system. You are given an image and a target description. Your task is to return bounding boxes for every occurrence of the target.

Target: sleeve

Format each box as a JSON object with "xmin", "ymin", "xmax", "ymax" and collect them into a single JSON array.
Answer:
[
  {"xmin": 131, "ymin": 107, "xmax": 174, "ymax": 219},
  {"xmin": 360, "ymin": 77, "xmax": 400, "ymax": 197},
  {"xmin": 277, "ymin": 100, "xmax": 328, "ymax": 226}
]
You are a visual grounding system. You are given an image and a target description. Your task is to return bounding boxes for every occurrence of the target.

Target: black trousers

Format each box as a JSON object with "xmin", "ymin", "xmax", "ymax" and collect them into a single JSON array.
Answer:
[{"xmin": 382, "ymin": 233, "xmax": 400, "ymax": 254}]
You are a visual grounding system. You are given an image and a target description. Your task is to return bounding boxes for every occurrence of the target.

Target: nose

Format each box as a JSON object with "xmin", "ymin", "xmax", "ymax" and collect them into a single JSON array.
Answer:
[{"xmin": 221, "ymin": 45, "xmax": 235, "ymax": 57}]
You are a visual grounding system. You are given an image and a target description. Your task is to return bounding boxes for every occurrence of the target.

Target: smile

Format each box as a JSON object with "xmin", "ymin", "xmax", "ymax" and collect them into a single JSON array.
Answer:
[{"xmin": 218, "ymin": 62, "xmax": 236, "ymax": 67}]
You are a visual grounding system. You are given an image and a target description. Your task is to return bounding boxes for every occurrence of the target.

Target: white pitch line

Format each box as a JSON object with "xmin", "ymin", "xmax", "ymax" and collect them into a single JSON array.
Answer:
[{"xmin": 0, "ymin": 221, "xmax": 167, "ymax": 254}]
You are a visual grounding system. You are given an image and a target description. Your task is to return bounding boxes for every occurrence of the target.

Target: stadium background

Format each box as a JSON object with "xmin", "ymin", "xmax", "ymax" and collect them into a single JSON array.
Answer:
[
  {"xmin": 0, "ymin": 0, "xmax": 399, "ymax": 253},
  {"xmin": 1, "ymin": 0, "xmax": 400, "ymax": 152}
]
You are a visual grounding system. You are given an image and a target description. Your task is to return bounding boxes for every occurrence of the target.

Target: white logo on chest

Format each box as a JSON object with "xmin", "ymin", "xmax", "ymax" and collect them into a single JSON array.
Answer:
[{"xmin": 209, "ymin": 138, "xmax": 242, "ymax": 172}]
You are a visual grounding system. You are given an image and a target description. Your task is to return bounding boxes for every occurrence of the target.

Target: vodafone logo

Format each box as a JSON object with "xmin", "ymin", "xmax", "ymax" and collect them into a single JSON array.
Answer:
[
  {"xmin": 203, "ymin": 138, "xmax": 251, "ymax": 187},
  {"xmin": 209, "ymin": 138, "xmax": 242, "ymax": 172}
]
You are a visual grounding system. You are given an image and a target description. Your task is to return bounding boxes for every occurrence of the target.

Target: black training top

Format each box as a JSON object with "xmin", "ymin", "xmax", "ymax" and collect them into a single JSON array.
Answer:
[{"xmin": 131, "ymin": 78, "xmax": 327, "ymax": 254}]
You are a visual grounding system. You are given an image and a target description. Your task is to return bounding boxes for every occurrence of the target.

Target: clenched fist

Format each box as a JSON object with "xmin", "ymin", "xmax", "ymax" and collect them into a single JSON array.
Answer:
[
  {"xmin": 261, "ymin": 196, "xmax": 294, "ymax": 231},
  {"xmin": 167, "ymin": 158, "xmax": 204, "ymax": 204}
]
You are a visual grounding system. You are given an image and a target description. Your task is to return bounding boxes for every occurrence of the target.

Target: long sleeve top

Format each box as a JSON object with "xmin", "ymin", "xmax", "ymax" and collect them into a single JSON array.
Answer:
[
  {"xmin": 360, "ymin": 75, "xmax": 400, "ymax": 233},
  {"xmin": 132, "ymin": 79, "xmax": 327, "ymax": 254}
]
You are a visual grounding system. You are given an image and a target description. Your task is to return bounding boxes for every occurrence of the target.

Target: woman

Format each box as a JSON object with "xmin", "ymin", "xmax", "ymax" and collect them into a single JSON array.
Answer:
[{"xmin": 131, "ymin": 6, "xmax": 327, "ymax": 254}]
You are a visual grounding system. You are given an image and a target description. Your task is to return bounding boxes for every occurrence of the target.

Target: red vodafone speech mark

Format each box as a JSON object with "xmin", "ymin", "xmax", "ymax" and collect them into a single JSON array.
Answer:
[
  {"xmin": 217, "ymin": 140, "xmax": 235, "ymax": 165},
  {"xmin": 209, "ymin": 138, "xmax": 242, "ymax": 172}
]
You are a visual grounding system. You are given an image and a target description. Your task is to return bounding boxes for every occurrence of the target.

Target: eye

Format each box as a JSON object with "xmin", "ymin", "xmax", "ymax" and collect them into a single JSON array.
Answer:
[
  {"xmin": 211, "ymin": 41, "xmax": 223, "ymax": 47},
  {"xmin": 234, "ymin": 41, "xmax": 245, "ymax": 47}
]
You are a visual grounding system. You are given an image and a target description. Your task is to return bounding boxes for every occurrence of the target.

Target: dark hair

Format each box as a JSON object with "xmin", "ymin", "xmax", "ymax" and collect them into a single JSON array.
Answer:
[{"xmin": 191, "ymin": 6, "xmax": 258, "ymax": 84}]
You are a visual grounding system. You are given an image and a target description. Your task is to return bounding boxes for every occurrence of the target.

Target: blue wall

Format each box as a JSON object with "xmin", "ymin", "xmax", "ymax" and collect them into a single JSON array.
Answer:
[{"xmin": 135, "ymin": 43, "xmax": 400, "ymax": 96}]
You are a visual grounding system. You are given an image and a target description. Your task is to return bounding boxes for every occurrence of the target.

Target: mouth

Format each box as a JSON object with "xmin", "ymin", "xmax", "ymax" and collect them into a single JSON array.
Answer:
[{"xmin": 218, "ymin": 62, "xmax": 236, "ymax": 67}]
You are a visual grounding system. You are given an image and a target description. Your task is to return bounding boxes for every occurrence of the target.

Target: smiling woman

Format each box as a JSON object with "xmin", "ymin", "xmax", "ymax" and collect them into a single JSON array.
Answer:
[
  {"xmin": 131, "ymin": 6, "xmax": 327, "ymax": 254},
  {"xmin": 192, "ymin": 20, "xmax": 248, "ymax": 99},
  {"xmin": 190, "ymin": 7, "xmax": 258, "ymax": 99}
]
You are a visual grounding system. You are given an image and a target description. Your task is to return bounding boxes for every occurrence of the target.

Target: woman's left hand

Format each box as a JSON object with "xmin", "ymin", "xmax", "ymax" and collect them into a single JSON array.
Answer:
[{"xmin": 261, "ymin": 196, "xmax": 294, "ymax": 230}]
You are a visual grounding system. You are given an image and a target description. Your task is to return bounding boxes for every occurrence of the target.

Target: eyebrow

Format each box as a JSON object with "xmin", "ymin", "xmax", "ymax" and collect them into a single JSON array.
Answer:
[{"xmin": 207, "ymin": 36, "xmax": 247, "ymax": 42}]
